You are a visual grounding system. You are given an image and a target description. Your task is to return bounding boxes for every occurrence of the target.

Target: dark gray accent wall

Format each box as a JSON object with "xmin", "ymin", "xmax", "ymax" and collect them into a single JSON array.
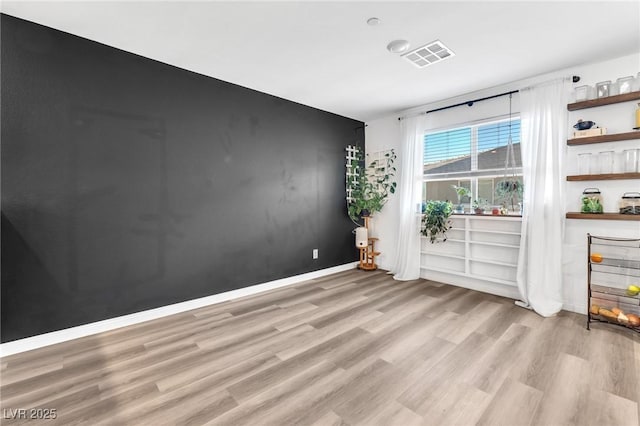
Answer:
[{"xmin": 1, "ymin": 14, "xmax": 361, "ymax": 342}]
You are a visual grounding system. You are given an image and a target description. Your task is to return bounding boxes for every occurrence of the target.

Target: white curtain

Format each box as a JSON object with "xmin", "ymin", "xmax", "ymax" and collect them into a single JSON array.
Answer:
[
  {"xmin": 516, "ymin": 78, "xmax": 569, "ymax": 316},
  {"xmin": 391, "ymin": 115, "xmax": 425, "ymax": 280}
]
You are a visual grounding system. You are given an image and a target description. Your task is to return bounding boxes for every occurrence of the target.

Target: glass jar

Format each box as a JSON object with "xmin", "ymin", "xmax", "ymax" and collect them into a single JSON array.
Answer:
[
  {"xmin": 596, "ymin": 81, "xmax": 611, "ymax": 98},
  {"xmin": 574, "ymin": 85, "xmax": 589, "ymax": 102},
  {"xmin": 598, "ymin": 150, "xmax": 614, "ymax": 174},
  {"xmin": 623, "ymin": 149, "xmax": 640, "ymax": 173},
  {"xmin": 577, "ymin": 152, "xmax": 593, "ymax": 175},
  {"xmin": 617, "ymin": 76, "xmax": 634, "ymax": 94},
  {"xmin": 619, "ymin": 192, "xmax": 640, "ymax": 215},
  {"xmin": 581, "ymin": 188, "xmax": 603, "ymax": 213}
]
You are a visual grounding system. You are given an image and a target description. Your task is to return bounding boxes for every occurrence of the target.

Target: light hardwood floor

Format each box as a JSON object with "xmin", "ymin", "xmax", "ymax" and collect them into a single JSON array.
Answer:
[{"xmin": 1, "ymin": 269, "xmax": 639, "ymax": 425}]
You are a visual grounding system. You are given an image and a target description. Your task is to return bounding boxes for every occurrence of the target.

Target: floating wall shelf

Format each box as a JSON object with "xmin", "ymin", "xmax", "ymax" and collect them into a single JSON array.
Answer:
[
  {"xmin": 567, "ymin": 131, "xmax": 640, "ymax": 146},
  {"xmin": 566, "ymin": 213, "xmax": 640, "ymax": 221},
  {"xmin": 566, "ymin": 172, "xmax": 640, "ymax": 181},
  {"xmin": 567, "ymin": 91, "xmax": 640, "ymax": 111}
]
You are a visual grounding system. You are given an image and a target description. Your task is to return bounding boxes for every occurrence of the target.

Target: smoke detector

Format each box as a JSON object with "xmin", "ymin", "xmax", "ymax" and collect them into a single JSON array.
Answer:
[
  {"xmin": 386, "ymin": 39, "xmax": 410, "ymax": 54},
  {"xmin": 402, "ymin": 40, "xmax": 455, "ymax": 68}
]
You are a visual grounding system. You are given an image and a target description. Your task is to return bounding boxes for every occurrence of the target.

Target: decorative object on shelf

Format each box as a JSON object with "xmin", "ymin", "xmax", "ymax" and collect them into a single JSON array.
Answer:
[
  {"xmin": 577, "ymin": 152, "xmax": 593, "ymax": 175},
  {"xmin": 574, "ymin": 85, "xmax": 590, "ymax": 102},
  {"xmin": 595, "ymin": 80, "xmax": 611, "ymax": 98},
  {"xmin": 573, "ymin": 119, "xmax": 596, "ymax": 130},
  {"xmin": 573, "ymin": 127, "xmax": 607, "ymax": 138},
  {"xmin": 619, "ymin": 192, "xmax": 640, "ymax": 215},
  {"xmin": 587, "ymin": 234, "xmax": 640, "ymax": 333},
  {"xmin": 598, "ymin": 150, "xmax": 614, "ymax": 174},
  {"xmin": 581, "ymin": 188, "xmax": 603, "ymax": 213},
  {"xmin": 617, "ymin": 76, "xmax": 634, "ymax": 95},
  {"xmin": 635, "ymin": 103, "xmax": 640, "ymax": 129},
  {"xmin": 472, "ymin": 198, "xmax": 489, "ymax": 214},
  {"xmin": 345, "ymin": 146, "xmax": 397, "ymax": 224},
  {"xmin": 623, "ymin": 148, "xmax": 639, "ymax": 172},
  {"xmin": 451, "ymin": 185, "xmax": 470, "ymax": 213},
  {"xmin": 355, "ymin": 226, "xmax": 368, "ymax": 248},
  {"xmin": 421, "ymin": 200, "xmax": 453, "ymax": 243}
]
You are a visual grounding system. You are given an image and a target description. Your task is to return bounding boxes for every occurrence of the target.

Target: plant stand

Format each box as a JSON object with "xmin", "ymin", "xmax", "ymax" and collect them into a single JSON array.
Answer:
[{"xmin": 358, "ymin": 217, "xmax": 380, "ymax": 270}]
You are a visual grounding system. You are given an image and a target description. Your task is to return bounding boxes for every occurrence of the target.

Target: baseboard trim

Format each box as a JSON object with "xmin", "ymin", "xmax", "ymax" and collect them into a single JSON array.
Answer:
[{"xmin": 0, "ymin": 262, "xmax": 359, "ymax": 357}]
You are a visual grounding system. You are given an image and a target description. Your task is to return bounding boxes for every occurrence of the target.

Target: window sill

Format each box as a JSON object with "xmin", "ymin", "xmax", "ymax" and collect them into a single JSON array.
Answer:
[{"xmin": 451, "ymin": 213, "xmax": 522, "ymax": 218}]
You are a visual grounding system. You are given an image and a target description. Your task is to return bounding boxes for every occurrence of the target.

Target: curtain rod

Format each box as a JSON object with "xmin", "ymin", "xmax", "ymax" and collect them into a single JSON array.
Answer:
[{"xmin": 398, "ymin": 75, "xmax": 580, "ymax": 121}]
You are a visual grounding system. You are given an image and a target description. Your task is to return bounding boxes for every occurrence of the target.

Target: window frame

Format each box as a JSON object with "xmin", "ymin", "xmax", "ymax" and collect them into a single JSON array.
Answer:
[{"xmin": 422, "ymin": 115, "xmax": 522, "ymax": 210}]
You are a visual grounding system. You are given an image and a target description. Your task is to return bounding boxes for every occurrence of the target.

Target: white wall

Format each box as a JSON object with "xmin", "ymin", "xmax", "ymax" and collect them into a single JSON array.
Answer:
[
  {"xmin": 366, "ymin": 52, "xmax": 640, "ymax": 313},
  {"xmin": 365, "ymin": 116, "xmax": 401, "ymax": 270}
]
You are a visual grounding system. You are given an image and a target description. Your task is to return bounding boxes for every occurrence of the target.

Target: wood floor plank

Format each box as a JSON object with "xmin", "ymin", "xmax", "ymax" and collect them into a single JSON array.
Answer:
[
  {"xmin": 1, "ymin": 269, "xmax": 639, "ymax": 426},
  {"xmin": 476, "ymin": 378, "xmax": 543, "ymax": 426},
  {"xmin": 530, "ymin": 353, "xmax": 591, "ymax": 426}
]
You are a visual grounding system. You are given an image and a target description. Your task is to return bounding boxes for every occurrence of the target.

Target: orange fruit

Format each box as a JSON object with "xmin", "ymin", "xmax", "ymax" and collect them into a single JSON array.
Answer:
[{"xmin": 590, "ymin": 253, "xmax": 603, "ymax": 263}]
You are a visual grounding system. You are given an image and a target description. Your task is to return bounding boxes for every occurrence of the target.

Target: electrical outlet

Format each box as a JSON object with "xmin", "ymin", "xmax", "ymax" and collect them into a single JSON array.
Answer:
[{"xmin": 312, "ymin": 249, "xmax": 318, "ymax": 259}]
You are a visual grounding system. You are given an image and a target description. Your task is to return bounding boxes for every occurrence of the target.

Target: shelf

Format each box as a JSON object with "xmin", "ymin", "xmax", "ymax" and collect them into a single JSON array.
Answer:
[
  {"xmin": 470, "ymin": 258, "xmax": 517, "ymax": 268},
  {"xmin": 567, "ymin": 91, "xmax": 640, "ymax": 111},
  {"xmin": 469, "ymin": 228, "xmax": 521, "ymax": 236},
  {"xmin": 588, "ymin": 315, "xmax": 640, "ymax": 332},
  {"xmin": 469, "ymin": 240, "xmax": 520, "ymax": 249},
  {"xmin": 567, "ymin": 131, "xmax": 640, "ymax": 146},
  {"xmin": 566, "ymin": 213, "xmax": 640, "ymax": 221},
  {"xmin": 592, "ymin": 257, "xmax": 640, "ymax": 270},
  {"xmin": 420, "ymin": 252, "xmax": 465, "ymax": 261},
  {"xmin": 420, "ymin": 266, "xmax": 517, "ymax": 287},
  {"xmin": 591, "ymin": 284, "xmax": 640, "ymax": 300},
  {"xmin": 566, "ymin": 172, "xmax": 640, "ymax": 181}
]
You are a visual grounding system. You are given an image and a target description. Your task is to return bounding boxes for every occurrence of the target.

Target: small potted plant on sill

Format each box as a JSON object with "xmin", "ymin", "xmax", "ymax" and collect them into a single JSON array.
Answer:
[
  {"xmin": 473, "ymin": 198, "xmax": 489, "ymax": 215},
  {"xmin": 452, "ymin": 185, "xmax": 471, "ymax": 214},
  {"xmin": 421, "ymin": 200, "xmax": 453, "ymax": 243}
]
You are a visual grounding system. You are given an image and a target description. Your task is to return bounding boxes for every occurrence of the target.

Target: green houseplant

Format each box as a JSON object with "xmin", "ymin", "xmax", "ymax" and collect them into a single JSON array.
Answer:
[
  {"xmin": 452, "ymin": 185, "xmax": 471, "ymax": 213},
  {"xmin": 495, "ymin": 179, "xmax": 523, "ymax": 212},
  {"xmin": 421, "ymin": 200, "xmax": 453, "ymax": 243},
  {"xmin": 346, "ymin": 149, "xmax": 397, "ymax": 224},
  {"xmin": 472, "ymin": 198, "xmax": 489, "ymax": 214}
]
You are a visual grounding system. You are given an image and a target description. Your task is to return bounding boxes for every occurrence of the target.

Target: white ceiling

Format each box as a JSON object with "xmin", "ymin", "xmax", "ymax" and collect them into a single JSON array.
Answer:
[{"xmin": 2, "ymin": 1, "xmax": 639, "ymax": 121}]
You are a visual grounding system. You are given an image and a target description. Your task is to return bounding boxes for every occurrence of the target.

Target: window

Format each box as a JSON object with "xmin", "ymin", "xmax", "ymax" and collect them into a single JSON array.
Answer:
[{"xmin": 423, "ymin": 117, "xmax": 522, "ymax": 212}]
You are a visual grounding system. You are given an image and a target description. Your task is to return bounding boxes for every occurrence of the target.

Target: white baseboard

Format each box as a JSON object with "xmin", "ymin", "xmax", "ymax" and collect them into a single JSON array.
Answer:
[{"xmin": 0, "ymin": 262, "xmax": 358, "ymax": 357}]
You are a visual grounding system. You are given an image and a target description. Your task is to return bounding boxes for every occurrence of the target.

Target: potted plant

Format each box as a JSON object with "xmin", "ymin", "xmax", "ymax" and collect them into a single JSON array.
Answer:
[
  {"xmin": 473, "ymin": 198, "xmax": 489, "ymax": 214},
  {"xmin": 495, "ymin": 179, "xmax": 523, "ymax": 212},
  {"xmin": 346, "ymin": 149, "xmax": 397, "ymax": 224},
  {"xmin": 452, "ymin": 185, "xmax": 471, "ymax": 213},
  {"xmin": 421, "ymin": 200, "xmax": 453, "ymax": 243}
]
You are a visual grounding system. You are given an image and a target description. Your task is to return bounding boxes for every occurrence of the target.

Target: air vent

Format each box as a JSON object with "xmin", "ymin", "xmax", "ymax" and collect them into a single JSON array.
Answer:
[{"xmin": 402, "ymin": 40, "xmax": 455, "ymax": 68}]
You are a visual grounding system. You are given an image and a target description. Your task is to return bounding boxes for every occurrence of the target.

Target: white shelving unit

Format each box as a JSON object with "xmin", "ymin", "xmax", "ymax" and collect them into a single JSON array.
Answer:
[{"xmin": 421, "ymin": 215, "xmax": 522, "ymax": 287}]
